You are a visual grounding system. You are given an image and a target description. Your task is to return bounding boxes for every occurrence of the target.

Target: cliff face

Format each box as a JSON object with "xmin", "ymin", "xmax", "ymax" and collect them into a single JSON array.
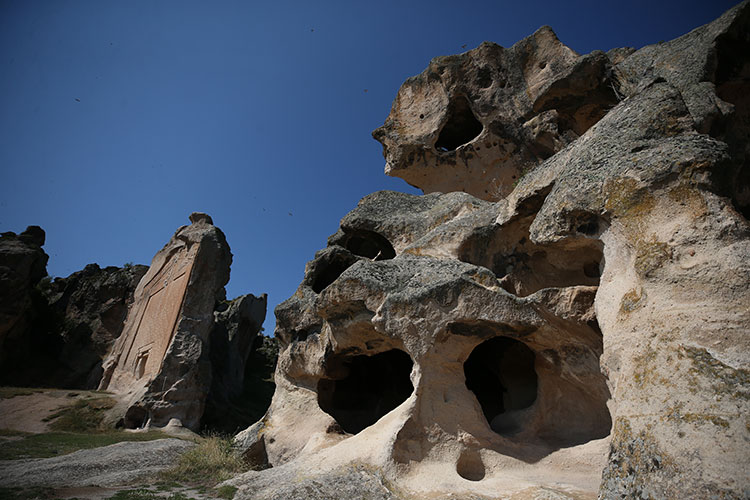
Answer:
[
  {"xmin": 98, "ymin": 213, "xmax": 269, "ymax": 432},
  {"xmin": 232, "ymin": 2, "xmax": 750, "ymax": 499}
]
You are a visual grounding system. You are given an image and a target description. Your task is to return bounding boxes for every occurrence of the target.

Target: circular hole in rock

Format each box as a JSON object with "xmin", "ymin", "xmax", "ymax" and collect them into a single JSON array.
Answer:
[
  {"xmin": 318, "ymin": 349, "xmax": 414, "ymax": 434},
  {"xmin": 456, "ymin": 449, "xmax": 485, "ymax": 481},
  {"xmin": 464, "ymin": 337, "xmax": 537, "ymax": 435}
]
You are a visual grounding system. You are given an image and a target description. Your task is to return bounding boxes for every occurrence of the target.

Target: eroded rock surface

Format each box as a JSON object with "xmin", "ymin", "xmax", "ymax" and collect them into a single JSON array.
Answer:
[
  {"xmin": 99, "ymin": 213, "xmax": 232, "ymax": 431},
  {"xmin": 236, "ymin": 3, "xmax": 750, "ymax": 499},
  {"xmin": 43, "ymin": 263, "xmax": 149, "ymax": 388}
]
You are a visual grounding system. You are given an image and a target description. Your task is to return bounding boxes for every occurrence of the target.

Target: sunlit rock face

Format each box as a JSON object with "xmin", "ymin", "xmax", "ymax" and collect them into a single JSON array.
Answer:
[
  {"xmin": 232, "ymin": 2, "xmax": 750, "ymax": 499},
  {"xmin": 99, "ymin": 213, "xmax": 233, "ymax": 431}
]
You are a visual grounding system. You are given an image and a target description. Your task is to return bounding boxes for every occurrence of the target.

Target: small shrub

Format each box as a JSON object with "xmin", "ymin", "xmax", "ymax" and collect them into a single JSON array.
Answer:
[
  {"xmin": 159, "ymin": 435, "xmax": 246, "ymax": 487},
  {"xmin": 216, "ymin": 485, "xmax": 237, "ymax": 499}
]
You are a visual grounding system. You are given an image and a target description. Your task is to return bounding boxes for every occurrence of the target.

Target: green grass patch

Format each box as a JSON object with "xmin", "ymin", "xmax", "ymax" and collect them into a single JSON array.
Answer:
[
  {"xmin": 0, "ymin": 387, "xmax": 47, "ymax": 399},
  {"xmin": 106, "ymin": 489, "xmax": 160, "ymax": 500},
  {"xmin": 159, "ymin": 435, "xmax": 246, "ymax": 487},
  {"xmin": 0, "ymin": 430, "xmax": 168, "ymax": 460},
  {"xmin": 44, "ymin": 396, "xmax": 116, "ymax": 432},
  {"xmin": 215, "ymin": 485, "xmax": 237, "ymax": 499}
]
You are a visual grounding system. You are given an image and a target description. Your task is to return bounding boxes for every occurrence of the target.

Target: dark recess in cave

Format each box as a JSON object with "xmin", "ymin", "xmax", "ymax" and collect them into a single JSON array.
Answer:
[
  {"xmin": 318, "ymin": 349, "xmax": 414, "ymax": 434},
  {"xmin": 311, "ymin": 254, "xmax": 357, "ymax": 293},
  {"xmin": 435, "ymin": 96, "xmax": 483, "ymax": 152},
  {"xmin": 464, "ymin": 336, "xmax": 537, "ymax": 435},
  {"xmin": 343, "ymin": 229, "xmax": 396, "ymax": 260}
]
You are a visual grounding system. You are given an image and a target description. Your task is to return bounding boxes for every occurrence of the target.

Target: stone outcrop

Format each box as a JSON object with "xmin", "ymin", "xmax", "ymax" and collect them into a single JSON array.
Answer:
[
  {"xmin": 43, "ymin": 263, "xmax": 149, "ymax": 389},
  {"xmin": 202, "ymin": 292, "xmax": 271, "ymax": 434},
  {"xmin": 99, "ymin": 212, "xmax": 233, "ymax": 431},
  {"xmin": 234, "ymin": 3, "xmax": 749, "ymax": 499},
  {"xmin": 0, "ymin": 226, "xmax": 50, "ymax": 384}
]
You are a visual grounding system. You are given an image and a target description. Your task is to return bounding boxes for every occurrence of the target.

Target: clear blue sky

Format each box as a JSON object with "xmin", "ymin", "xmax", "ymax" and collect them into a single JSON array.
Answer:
[{"xmin": 0, "ymin": 0, "xmax": 738, "ymax": 333}]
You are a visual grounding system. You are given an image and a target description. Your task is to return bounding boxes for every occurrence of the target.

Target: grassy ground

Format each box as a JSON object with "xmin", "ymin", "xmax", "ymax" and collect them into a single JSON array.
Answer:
[
  {"xmin": 158, "ymin": 435, "xmax": 245, "ymax": 488},
  {"xmin": 0, "ymin": 429, "xmax": 170, "ymax": 460},
  {"xmin": 0, "ymin": 389, "xmax": 246, "ymax": 499}
]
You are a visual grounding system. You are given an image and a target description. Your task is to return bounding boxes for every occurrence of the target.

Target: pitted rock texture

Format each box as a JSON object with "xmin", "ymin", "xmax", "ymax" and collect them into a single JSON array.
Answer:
[
  {"xmin": 99, "ymin": 213, "xmax": 232, "ymax": 431},
  {"xmin": 372, "ymin": 27, "xmax": 619, "ymax": 202},
  {"xmin": 236, "ymin": 3, "xmax": 750, "ymax": 499}
]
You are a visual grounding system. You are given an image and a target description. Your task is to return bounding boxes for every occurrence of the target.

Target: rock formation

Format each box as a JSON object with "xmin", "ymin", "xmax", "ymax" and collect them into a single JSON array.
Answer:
[
  {"xmin": 0, "ymin": 226, "xmax": 50, "ymax": 384},
  {"xmin": 44, "ymin": 263, "xmax": 149, "ymax": 388},
  {"xmin": 202, "ymin": 292, "xmax": 271, "ymax": 434},
  {"xmin": 98, "ymin": 213, "xmax": 268, "ymax": 432},
  {"xmin": 232, "ymin": 3, "xmax": 749, "ymax": 499}
]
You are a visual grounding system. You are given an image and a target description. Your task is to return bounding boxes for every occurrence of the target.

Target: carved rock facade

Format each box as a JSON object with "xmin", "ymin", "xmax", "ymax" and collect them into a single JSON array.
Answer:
[
  {"xmin": 233, "ymin": 3, "xmax": 749, "ymax": 499},
  {"xmin": 99, "ymin": 213, "xmax": 234, "ymax": 431}
]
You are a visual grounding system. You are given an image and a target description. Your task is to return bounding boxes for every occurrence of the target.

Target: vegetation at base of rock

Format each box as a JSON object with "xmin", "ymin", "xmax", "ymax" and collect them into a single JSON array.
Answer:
[
  {"xmin": 159, "ymin": 435, "xmax": 247, "ymax": 487},
  {"xmin": 0, "ymin": 430, "xmax": 168, "ymax": 460},
  {"xmin": 215, "ymin": 485, "xmax": 237, "ymax": 499},
  {"xmin": 44, "ymin": 395, "xmax": 116, "ymax": 432}
]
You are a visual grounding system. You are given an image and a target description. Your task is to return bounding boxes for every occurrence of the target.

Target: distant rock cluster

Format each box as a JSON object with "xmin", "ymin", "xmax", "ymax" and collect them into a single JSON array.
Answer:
[{"xmin": 0, "ymin": 213, "xmax": 273, "ymax": 433}]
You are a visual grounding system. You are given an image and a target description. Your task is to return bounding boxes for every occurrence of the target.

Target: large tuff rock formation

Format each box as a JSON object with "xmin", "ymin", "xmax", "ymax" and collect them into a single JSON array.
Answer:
[
  {"xmin": 0, "ymin": 226, "xmax": 50, "ymax": 384},
  {"xmin": 232, "ymin": 3, "xmax": 749, "ymax": 499},
  {"xmin": 99, "ymin": 213, "xmax": 233, "ymax": 431},
  {"xmin": 98, "ymin": 213, "xmax": 269, "ymax": 432}
]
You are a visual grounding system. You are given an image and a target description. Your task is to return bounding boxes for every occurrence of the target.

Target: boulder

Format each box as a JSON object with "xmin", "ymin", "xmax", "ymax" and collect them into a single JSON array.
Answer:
[
  {"xmin": 234, "ymin": 2, "xmax": 750, "ymax": 499},
  {"xmin": 99, "ymin": 213, "xmax": 232, "ymax": 431}
]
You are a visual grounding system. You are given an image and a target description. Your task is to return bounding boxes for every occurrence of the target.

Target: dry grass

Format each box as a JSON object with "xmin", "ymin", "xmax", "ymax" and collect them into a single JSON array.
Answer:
[{"xmin": 158, "ymin": 435, "xmax": 246, "ymax": 487}]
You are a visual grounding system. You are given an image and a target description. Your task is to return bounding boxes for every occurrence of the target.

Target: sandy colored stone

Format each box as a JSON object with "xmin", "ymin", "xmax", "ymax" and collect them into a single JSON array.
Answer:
[
  {"xmin": 99, "ymin": 213, "xmax": 232, "ymax": 431},
  {"xmin": 235, "ymin": 2, "xmax": 750, "ymax": 499}
]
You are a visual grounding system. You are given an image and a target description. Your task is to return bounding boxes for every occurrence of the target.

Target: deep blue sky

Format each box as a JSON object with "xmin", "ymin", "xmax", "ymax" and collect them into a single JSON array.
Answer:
[{"xmin": 0, "ymin": 1, "xmax": 738, "ymax": 333}]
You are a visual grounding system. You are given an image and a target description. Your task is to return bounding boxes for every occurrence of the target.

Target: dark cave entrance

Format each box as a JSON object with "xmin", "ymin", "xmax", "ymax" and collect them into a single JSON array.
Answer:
[
  {"xmin": 318, "ymin": 349, "xmax": 414, "ymax": 434},
  {"xmin": 435, "ymin": 96, "xmax": 483, "ymax": 152},
  {"xmin": 464, "ymin": 336, "xmax": 537, "ymax": 435},
  {"xmin": 343, "ymin": 229, "xmax": 396, "ymax": 261}
]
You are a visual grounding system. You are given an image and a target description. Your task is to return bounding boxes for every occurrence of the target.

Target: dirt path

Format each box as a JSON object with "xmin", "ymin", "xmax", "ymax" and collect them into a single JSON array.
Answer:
[{"xmin": 0, "ymin": 389, "xmax": 95, "ymax": 433}]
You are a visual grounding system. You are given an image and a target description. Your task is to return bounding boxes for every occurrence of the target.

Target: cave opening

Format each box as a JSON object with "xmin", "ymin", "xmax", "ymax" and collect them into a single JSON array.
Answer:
[
  {"xmin": 318, "ymin": 349, "xmax": 414, "ymax": 434},
  {"xmin": 464, "ymin": 336, "xmax": 537, "ymax": 435},
  {"xmin": 343, "ymin": 229, "xmax": 396, "ymax": 260},
  {"xmin": 435, "ymin": 96, "xmax": 483, "ymax": 152}
]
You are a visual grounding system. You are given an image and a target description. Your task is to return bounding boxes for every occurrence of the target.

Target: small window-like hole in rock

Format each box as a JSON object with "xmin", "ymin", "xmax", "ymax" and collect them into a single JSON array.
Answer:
[
  {"xmin": 456, "ymin": 449, "xmax": 485, "ymax": 481},
  {"xmin": 344, "ymin": 230, "xmax": 396, "ymax": 261},
  {"xmin": 583, "ymin": 260, "xmax": 601, "ymax": 278},
  {"xmin": 318, "ymin": 349, "xmax": 414, "ymax": 434},
  {"xmin": 123, "ymin": 405, "xmax": 149, "ymax": 429},
  {"xmin": 311, "ymin": 251, "xmax": 359, "ymax": 293},
  {"xmin": 435, "ymin": 96, "xmax": 483, "ymax": 152},
  {"xmin": 464, "ymin": 337, "xmax": 537, "ymax": 435}
]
